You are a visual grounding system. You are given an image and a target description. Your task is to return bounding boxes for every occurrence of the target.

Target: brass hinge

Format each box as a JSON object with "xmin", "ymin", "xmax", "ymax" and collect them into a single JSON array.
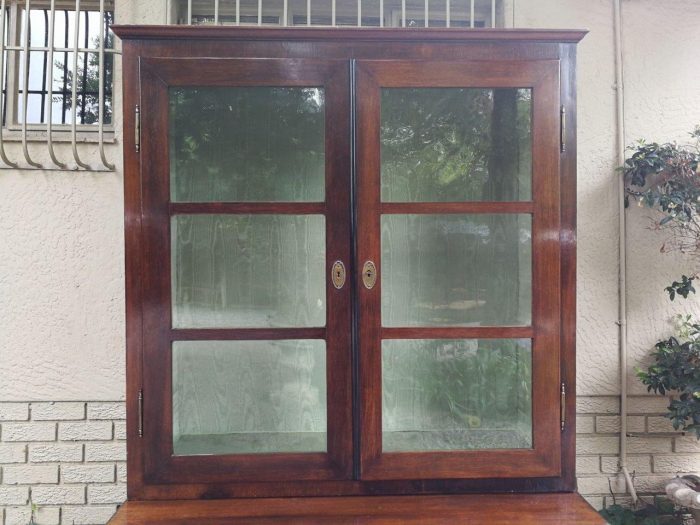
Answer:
[
  {"xmin": 560, "ymin": 105, "xmax": 567, "ymax": 153},
  {"xmin": 134, "ymin": 105, "xmax": 141, "ymax": 153},
  {"xmin": 138, "ymin": 389, "xmax": 144, "ymax": 438},
  {"xmin": 560, "ymin": 382, "xmax": 566, "ymax": 432}
]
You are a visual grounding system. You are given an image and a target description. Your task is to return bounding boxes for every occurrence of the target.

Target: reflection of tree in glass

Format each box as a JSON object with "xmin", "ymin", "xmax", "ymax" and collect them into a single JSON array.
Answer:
[
  {"xmin": 56, "ymin": 11, "xmax": 114, "ymax": 125},
  {"xmin": 383, "ymin": 339, "xmax": 532, "ymax": 450},
  {"xmin": 381, "ymin": 88, "xmax": 531, "ymax": 202},
  {"xmin": 170, "ymin": 87, "xmax": 325, "ymax": 202},
  {"xmin": 381, "ymin": 88, "xmax": 533, "ymax": 441}
]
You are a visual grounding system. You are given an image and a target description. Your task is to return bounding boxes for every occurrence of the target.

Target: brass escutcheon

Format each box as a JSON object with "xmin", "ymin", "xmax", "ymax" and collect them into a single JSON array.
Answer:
[
  {"xmin": 362, "ymin": 261, "xmax": 377, "ymax": 290},
  {"xmin": 331, "ymin": 260, "xmax": 346, "ymax": 290}
]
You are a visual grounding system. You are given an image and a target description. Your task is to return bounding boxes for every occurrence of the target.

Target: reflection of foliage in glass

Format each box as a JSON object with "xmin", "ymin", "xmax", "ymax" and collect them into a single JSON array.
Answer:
[
  {"xmin": 381, "ymin": 88, "xmax": 531, "ymax": 202},
  {"xmin": 170, "ymin": 87, "xmax": 325, "ymax": 202},
  {"xmin": 383, "ymin": 339, "xmax": 532, "ymax": 448},
  {"xmin": 56, "ymin": 11, "xmax": 114, "ymax": 125}
]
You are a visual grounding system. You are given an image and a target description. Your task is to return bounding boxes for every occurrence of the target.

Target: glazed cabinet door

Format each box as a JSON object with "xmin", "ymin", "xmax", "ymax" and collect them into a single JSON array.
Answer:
[
  {"xmin": 356, "ymin": 59, "xmax": 563, "ymax": 480},
  {"xmin": 138, "ymin": 58, "xmax": 353, "ymax": 484}
]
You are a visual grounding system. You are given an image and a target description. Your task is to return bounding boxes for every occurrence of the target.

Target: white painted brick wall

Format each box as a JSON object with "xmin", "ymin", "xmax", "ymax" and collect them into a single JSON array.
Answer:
[
  {"xmin": 62, "ymin": 465, "xmax": 115, "ymax": 484},
  {"xmin": 575, "ymin": 395, "xmax": 700, "ymax": 512},
  {"xmin": 87, "ymin": 485, "xmax": 127, "ymax": 504},
  {"xmin": 0, "ymin": 406, "xmax": 29, "ymax": 422},
  {"xmin": 114, "ymin": 422, "xmax": 127, "ymax": 441},
  {"xmin": 29, "ymin": 443, "xmax": 83, "ymax": 463},
  {"xmin": 4, "ymin": 506, "xmax": 59, "ymax": 525},
  {"xmin": 84, "ymin": 443, "xmax": 126, "ymax": 463},
  {"xmin": 2, "ymin": 465, "xmax": 58, "ymax": 485},
  {"xmin": 31, "ymin": 403, "xmax": 85, "ymax": 421},
  {"xmin": 0, "ymin": 488, "xmax": 29, "ymax": 506},
  {"xmin": 2, "ymin": 395, "xmax": 700, "ymax": 522},
  {"xmin": 31, "ymin": 486, "xmax": 86, "ymax": 505},
  {"xmin": 0, "ymin": 445, "xmax": 26, "ymax": 464},
  {"xmin": 62, "ymin": 505, "xmax": 118, "ymax": 525},
  {"xmin": 87, "ymin": 403, "xmax": 126, "ymax": 421},
  {"xmin": 2, "ymin": 423, "xmax": 56, "ymax": 442},
  {"xmin": 0, "ymin": 401, "xmax": 125, "ymax": 525},
  {"xmin": 58, "ymin": 422, "xmax": 113, "ymax": 442}
]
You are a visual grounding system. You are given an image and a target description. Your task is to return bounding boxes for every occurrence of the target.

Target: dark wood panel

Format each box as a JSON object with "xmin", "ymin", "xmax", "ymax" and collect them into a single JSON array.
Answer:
[
  {"xmin": 127, "ymin": 476, "xmax": 586, "ymax": 501},
  {"xmin": 528, "ymin": 57, "xmax": 563, "ymax": 478},
  {"xmin": 381, "ymin": 202, "xmax": 533, "ymax": 214},
  {"xmin": 108, "ymin": 494, "xmax": 604, "ymax": 524},
  {"xmin": 136, "ymin": 38, "xmax": 566, "ymax": 64},
  {"xmin": 355, "ymin": 59, "xmax": 383, "ymax": 476},
  {"xmin": 171, "ymin": 328, "xmax": 326, "ymax": 341},
  {"xmin": 382, "ymin": 326, "xmax": 534, "ymax": 339},
  {"xmin": 323, "ymin": 60, "xmax": 355, "ymax": 480},
  {"xmin": 558, "ymin": 42, "xmax": 579, "ymax": 490},
  {"xmin": 363, "ymin": 449, "xmax": 558, "ymax": 481},
  {"xmin": 122, "ymin": 39, "xmax": 146, "ymax": 501},
  {"xmin": 360, "ymin": 59, "xmax": 560, "ymax": 88},
  {"xmin": 170, "ymin": 202, "xmax": 326, "ymax": 215},
  {"xmin": 142, "ymin": 57, "xmax": 344, "ymax": 87}
]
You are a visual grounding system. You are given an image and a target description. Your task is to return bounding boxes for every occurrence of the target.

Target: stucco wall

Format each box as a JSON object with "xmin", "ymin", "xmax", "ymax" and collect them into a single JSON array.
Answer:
[{"xmin": 1, "ymin": 0, "xmax": 700, "ymax": 519}]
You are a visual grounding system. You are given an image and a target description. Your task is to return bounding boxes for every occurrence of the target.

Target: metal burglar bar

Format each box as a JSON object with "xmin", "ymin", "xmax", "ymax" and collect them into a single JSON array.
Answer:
[
  {"xmin": 0, "ymin": 0, "xmax": 116, "ymax": 170},
  {"xmin": 172, "ymin": 0, "xmax": 501, "ymax": 29}
]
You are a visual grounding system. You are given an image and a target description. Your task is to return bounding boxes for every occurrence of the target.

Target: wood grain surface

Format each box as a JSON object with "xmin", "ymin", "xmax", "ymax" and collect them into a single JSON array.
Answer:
[{"xmin": 108, "ymin": 493, "xmax": 604, "ymax": 524}]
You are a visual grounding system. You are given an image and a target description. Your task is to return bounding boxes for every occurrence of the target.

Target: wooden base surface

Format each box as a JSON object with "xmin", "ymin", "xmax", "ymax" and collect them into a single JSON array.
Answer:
[{"xmin": 108, "ymin": 493, "xmax": 604, "ymax": 524}]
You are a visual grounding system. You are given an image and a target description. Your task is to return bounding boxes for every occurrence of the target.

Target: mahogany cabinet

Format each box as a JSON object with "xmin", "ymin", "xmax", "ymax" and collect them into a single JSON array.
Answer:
[{"xmin": 114, "ymin": 25, "xmax": 584, "ymax": 501}]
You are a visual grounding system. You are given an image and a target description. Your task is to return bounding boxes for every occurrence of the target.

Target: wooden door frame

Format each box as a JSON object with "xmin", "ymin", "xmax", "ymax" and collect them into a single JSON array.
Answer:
[
  {"xmin": 355, "ymin": 59, "xmax": 561, "ymax": 480},
  {"xmin": 115, "ymin": 26, "xmax": 584, "ymax": 500},
  {"xmin": 137, "ymin": 56, "xmax": 354, "ymax": 485}
]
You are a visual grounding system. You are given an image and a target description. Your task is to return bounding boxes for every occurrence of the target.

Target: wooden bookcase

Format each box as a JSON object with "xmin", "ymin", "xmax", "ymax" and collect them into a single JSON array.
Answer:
[{"xmin": 113, "ymin": 25, "xmax": 585, "ymax": 502}]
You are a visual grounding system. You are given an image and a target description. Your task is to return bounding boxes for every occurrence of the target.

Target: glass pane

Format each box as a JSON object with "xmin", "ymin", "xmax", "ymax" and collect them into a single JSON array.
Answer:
[
  {"xmin": 172, "ymin": 214, "xmax": 326, "ymax": 328},
  {"xmin": 382, "ymin": 339, "xmax": 532, "ymax": 452},
  {"xmin": 173, "ymin": 340, "xmax": 327, "ymax": 455},
  {"xmin": 381, "ymin": 88, "xmax": 531, "ymax": 202},
  {"xmin": 382, "ymin": 214, "xmax": 531, "ymax": 326},
  {"xmin": 170, "ymin": 87, "xmax": 325, "ymax": 202}
]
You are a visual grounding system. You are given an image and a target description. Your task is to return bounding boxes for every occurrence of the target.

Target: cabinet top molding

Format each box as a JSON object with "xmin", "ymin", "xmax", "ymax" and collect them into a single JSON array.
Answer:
[{"xmin": 112, "ymin": 25, "xmax": 588, "ymax": 44}]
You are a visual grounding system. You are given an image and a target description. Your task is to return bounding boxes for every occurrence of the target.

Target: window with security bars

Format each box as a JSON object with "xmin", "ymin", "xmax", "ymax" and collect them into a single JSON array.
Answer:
[
  {"xmin": 1, "ymin": 1, "xmax": 114, "ymax": 127},
  {"xmin": 169, "ymin": 0, "xmax": 502, "ymax": 28},
  {"xmin": 0, "ymin": 0, "xmax": 115, "ymax": 170}
]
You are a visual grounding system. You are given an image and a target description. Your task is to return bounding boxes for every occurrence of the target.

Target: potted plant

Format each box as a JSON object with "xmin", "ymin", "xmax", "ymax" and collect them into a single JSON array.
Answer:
[{"xmin": 622, "ymin": 127, "xmax": 700, "ymax": 520}]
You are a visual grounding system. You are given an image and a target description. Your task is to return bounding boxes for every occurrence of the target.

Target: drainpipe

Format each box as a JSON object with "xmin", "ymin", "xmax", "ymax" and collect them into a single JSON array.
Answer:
[{"xmin": 614, "ymin": 0, "xmax": 639, "ymax": 506}]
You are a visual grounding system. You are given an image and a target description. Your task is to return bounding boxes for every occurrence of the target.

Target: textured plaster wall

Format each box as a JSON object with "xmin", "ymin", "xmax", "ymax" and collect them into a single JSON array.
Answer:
[
  {"xmin": 1, "ymin": 0, "xmax": 700, "ymax": 458},
  {"xmin": 515, "ymin": 0, "xmax": 700, "ymax": 398},
  {"xmin": 0, "ymin": 0, "xmax": 166, "ymax": 402},
  {"xmin": 621, "ymin": 0, "xmax": 700, "ymax": 395},
  {"xmin": 516, "ymin": 0, "xmax": 621, "ymax": 396}
]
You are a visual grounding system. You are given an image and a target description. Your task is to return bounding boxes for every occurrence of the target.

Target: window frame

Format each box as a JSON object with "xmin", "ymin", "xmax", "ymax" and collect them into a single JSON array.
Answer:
[{"xmin": 1, "ymin": 0, "xmax": 115, "ymax": 132}]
